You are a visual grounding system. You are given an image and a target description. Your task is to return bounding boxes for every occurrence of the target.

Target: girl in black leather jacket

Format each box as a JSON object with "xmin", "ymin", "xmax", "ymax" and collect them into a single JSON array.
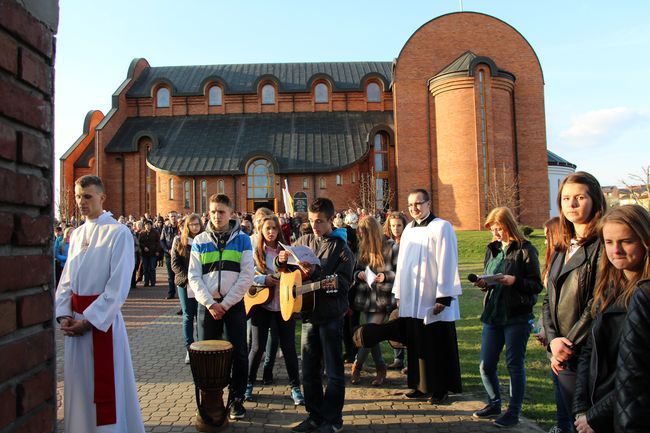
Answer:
[{"xmin": 573, "ymin": 205, "xmax": 650, "ymax": 433}]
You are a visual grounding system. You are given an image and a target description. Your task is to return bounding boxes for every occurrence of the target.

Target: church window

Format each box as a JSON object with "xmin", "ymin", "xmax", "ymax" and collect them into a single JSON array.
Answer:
[
  {"xmin": 184, "ymin": 181, "xmax": 190, "ymax": 209},
  {"xmin": 208, "ymin": 86, "xmax": 223, "ymax": 106},
  {"xmin": 367, "ymin": 82, "xmax": 381, "ymax": 103},
  {"xmin": 247, "ymin": 159, "xmax": 274, "ymax": 198},
  {"xmin": 200, "ymin": 180, "xmax": 207, "ymax": 213},
  {"xmin": 315, "ymin": 83, "xmax": 328, "ymax": 103},
  {"xmin": 262, "ymin": 84, "xmax": 275, "ymax": 104},
  {"xmin": 169, "ymin": 178, "xmax": 174, "ymax": 200},
  {"xmin": 156, "ymin": 87, "xmax": 170, "ymax": 108}
]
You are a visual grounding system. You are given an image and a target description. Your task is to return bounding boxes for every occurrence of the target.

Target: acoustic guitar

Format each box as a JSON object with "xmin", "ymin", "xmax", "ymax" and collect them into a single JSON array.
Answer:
[
  {"xmin": 244, "ymin": 286, "xmax": 271, "ymax": 316},
  {"xmin": 279, "ymin": 269, "xmax": 338, "ymax": 321}
]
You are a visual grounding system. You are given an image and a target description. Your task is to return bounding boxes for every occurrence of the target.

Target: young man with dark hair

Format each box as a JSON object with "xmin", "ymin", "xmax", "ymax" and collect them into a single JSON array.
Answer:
[
  {"xmin": 188, "ymin": 193, "xmax": 254, "ymax": 420},
  {"xmin": 278, "ymin": 198, "xmax": 355, "ymax": 433},
  {"xmin": 160, "ymin": 210, "xmax": 179, "ymax": 299}
]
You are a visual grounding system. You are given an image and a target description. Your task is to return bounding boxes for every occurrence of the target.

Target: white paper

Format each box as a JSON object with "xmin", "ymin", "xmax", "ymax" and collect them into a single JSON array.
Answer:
[
  {"xmin": 279, "ymin": 242, "xmax": 321, "ymax": 266},
  {"xmin": 365, "ymin": 265, "xmax": 377, "ymax": 287}
]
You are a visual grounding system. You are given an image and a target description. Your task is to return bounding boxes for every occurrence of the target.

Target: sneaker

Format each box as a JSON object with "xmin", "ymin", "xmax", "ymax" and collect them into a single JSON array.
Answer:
[
  {"xmin": 494, "ymin": 411, "xmax": 519, "ymax": 428},
  {"xmin": 291, "ymin": 417, "xmax": 321, "ymax": 433},
  {"xmin": 313, "ymin": 423, "xmax": 343, "ymax": 433},
  {"xmin": 472, "ymin": 401, "xmax": 501, "ymax": 418},
  {"xmin": 291, "ymin": 386, "xmax": 305, "ymax": 406},
  {"xmin": 184, "ymin": 350, "xmax": 190, "ymax": 365},
  {"xmin": 244, "ymin": 383, "xmax": 254, "ymax": 402},
  {"xmin": 547, "ymin": 426, "xmax": 570, "ymax": 433},
  {"xmin": 228, "ymin": 399, "xmax": 246, "ymax": 420}
]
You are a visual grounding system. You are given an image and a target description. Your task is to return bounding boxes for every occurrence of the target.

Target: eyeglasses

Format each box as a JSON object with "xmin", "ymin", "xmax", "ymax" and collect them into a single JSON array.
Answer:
[{"xmin": 407, "ymin": 201, "xmax": 428, "ymax": 208}]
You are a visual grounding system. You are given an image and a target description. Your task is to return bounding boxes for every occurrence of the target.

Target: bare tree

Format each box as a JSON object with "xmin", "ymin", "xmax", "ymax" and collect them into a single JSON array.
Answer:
[
  {"xmin": 486, "ymin": 165, "xmax": 522, "ymax": 216},
  {"xmin": 57, "ymin": 185, "xmax": 73, "ymax": 223},
  {"xmin": 621, "ymin": 165, "xmax": 650, "ymax": 211},
  {"xmin": 348, "ymin": 171, "xmax": 395, "ymax": 215}
]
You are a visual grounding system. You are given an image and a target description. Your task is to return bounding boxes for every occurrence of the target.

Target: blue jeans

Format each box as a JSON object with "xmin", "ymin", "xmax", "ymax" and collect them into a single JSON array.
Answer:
[
  {"xmin": 197, "ymin": 300, "xmax": 248, "ymax": 400},
  {"xmin": 301, "ymin": 318, "xmax": 345, "ymax": 426},
  {"xmin": 355, "ymin": 312, "xmax": 386, "ymax": 369},
  {"xmin": 142, "ymin": 255, "xmax": 157, "ymax": 286},
  {"xmin": 479, "ymin": 321, "xmax": 530, "ymax": 416},
  {"xmin": 552, "ymin": 370, "xmax": 573, "ymax": 431},
  {"xmin": 177, "ymin": 286, "xmax": 197, "ymax": 349},
  {"xmin": 164, "ymin": 253, "xmax": 176, "ymax": 297}
]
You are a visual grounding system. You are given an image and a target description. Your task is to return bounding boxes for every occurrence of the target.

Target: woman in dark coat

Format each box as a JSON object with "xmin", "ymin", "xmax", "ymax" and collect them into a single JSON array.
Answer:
[
  {"xmin": 573, "ymin": 205, "xmax": 650, "ymax": 433},
  {"xmin": 471, "ymin": 207, "xmax": 543, "ymax": 428}
]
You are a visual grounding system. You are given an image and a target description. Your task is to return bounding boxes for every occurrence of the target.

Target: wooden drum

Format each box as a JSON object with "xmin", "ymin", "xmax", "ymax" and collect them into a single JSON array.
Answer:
[{"xmin": 188, "ymin": 340, "xmax": 233, "ymax": 432}]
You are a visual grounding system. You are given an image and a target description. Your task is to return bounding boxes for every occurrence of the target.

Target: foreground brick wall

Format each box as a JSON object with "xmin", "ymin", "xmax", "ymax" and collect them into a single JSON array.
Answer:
[{"xmin": 0, "ymin": 0, "xmax": 58, "ymax": 431}]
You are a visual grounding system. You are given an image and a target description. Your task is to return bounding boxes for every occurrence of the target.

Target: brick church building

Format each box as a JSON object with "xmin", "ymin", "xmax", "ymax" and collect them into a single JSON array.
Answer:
[{"xmin": 60, "ymin": 12, "xmax": 549, "ymax": 230}]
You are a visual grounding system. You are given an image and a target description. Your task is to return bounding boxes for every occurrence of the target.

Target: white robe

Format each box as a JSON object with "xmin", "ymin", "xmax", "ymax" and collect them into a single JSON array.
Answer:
[
  {"xmin": 55, "ymin": 211, "xmax": 145, "ymax": 433},
  {"xmin": 392, "ymin": 217, "xmax": 462, "ymax": 324}
]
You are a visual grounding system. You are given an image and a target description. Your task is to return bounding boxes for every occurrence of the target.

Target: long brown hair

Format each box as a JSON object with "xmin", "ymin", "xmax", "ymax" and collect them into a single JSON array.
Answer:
[
  {"xmin": 557, "ymin": 171, "xmax": 606, "ymax": 251},
  {"xmin": 383, "ymin": 211, "xmax": 408, "ymax": 244},
  {"xmin": 357, "ymin": 216, "xmax": 385, "ymax": 269},
  {"xmin": 484, "ymin": 207, "xmax": 526, "ymax": 245},
  {"xmin": 61, "ymin": 227, "xmax": 74, "ymax": 254},
  {"xmin": 542, "ymin": 217, "xmax": 561, "ymax": 280},
  {"xmin": 592, "ymin": 205, "xmax": 650, "ymax": 316},
  {"xmin": 176, "ymin": 213, "xmax": 203, "ymax": 257},
  {"xmin": 254, "ymin": 214, "xmax": 287, "ymax": 273}
]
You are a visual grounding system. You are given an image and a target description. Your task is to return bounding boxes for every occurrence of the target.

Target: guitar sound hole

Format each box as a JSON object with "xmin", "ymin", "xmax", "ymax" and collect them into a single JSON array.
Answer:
[{"xmin": 292, "ymin": 286, "xmax": 297, "ymax": 298}]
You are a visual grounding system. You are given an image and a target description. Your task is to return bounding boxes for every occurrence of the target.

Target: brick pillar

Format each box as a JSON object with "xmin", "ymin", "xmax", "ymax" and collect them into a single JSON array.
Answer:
[{"xmin": 0, "ymin": 0, "xmax": 59, "ymax": 432}]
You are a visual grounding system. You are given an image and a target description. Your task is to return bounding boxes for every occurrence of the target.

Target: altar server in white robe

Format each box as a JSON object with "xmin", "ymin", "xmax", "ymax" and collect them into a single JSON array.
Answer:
[
  {"xmin": 392, "ymin": 188, "xmax": 463, "ymax": 405},
  {"xmin": 55, "ymin": 175, "xmax": 145, "ymax": 433}
]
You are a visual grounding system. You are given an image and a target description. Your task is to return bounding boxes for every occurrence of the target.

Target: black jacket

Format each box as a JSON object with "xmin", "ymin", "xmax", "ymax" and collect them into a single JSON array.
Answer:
[
  {"xmin": 276, "ymin": 232, "xmax": 354, "ymax": 324},
  {"xmin": 482, "ymin": 240, "xmax": 543, "ymax": 317},
  {"xmin": 351, "ymin": 238, "xmax": 398, "ymax": 313},
  {"xmin": 614, "ymin": 280, "xmax": 650, "ymax": 433},
  {"xmin": 542, "ymin": 238, "xmax": 600, "ymax": 365},
  {"xmin": 573, "ymin": 302, "xmax": 627, "ymax": 433},
  {"xmin": 160, "ymin": 224, "xmax": 179, "ymax": 254},
  {"xmin": 170, "ymin": 236, "xmax": 190, "ymax": 288}
]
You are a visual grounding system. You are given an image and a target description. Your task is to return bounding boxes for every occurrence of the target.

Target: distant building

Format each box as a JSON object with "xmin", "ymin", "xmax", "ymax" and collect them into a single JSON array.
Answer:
[
  {"xmin": 60, "ymin": 12, "xmax": 550, "ymax": 229},
  {"xmin": 547, "ymin": 150, "xmax": 577, "ymax": 217},
  {"xmin": 602, "ymin": 185, "xmax": 650, "ymax": 209}
]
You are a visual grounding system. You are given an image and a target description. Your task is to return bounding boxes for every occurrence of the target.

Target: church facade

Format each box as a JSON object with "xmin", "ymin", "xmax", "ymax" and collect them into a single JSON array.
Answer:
[{"xmin": 61, "ymin": 12, "xmax": 549, "ymax": 230}]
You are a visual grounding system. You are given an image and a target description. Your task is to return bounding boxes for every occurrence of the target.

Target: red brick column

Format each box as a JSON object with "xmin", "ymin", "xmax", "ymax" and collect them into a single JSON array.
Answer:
[{"xmin": 0, "ymin": 0, "xmax": 58, "ymax": 431}]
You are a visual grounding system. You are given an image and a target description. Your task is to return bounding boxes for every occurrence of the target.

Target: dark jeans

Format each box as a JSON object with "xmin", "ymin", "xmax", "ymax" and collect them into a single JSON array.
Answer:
[
  {"xmin": 164, "ymin": 253, "xmax": 176, "ymax": 297},
  {"xmin": 142, "ymin": 255, "xmax": 157, "ymax": 286},
  {"xmin": 301, "ymin": 318, "xmax": 345, "ymax": 426},
  {"xmin": 552, "ymin": 370, "xmax": 573, "ymax": 431},
  {"xmin": 248, "ymin": 308, "xmax": 300, "ymax": 388},
  {"xmin": 342, "ymin": 310, "xmax": 359, "ymax": 361},
  {"xmin": 178, "ymin": 286, "xmax": 197, "ymax": 348},
  {"xmin": 262, "ymin": 319, "xmax": 280, "ymax": 377},
  {"xmin": 197, "ymin": 300, "xmax": 248, "ymax": 400},
  {"xmin": 479, "ymin": 321, "xmax": 530, "ymax": 416}
]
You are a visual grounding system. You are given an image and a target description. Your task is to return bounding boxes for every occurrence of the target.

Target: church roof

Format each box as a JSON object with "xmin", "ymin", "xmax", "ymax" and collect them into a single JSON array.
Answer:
[
  {"xmin": 105, "ymin": 111, "xmax": 393, "ymax": 175},
  {"xmin": 126, "ymin": 62, "xmax": 393, "ymax": 97},
  {"xmin": 547, "ymin": 150, "xmax": 576, "ymax": 168},
  {"xmin": 431, "ymin": 51, "xmax": 515, "ymax": 82}
]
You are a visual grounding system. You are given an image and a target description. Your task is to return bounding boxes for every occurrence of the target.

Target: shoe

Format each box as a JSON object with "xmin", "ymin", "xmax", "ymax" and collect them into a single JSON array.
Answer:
[
  {"xmin": 387, "ymin": 359, "xmax": 404, "ymax": 370},
  {"xmin": 472, "ymin": 400, "xmax": 501, "ymax": 418},
  {"xmin": 244, "ymin": 383, "xmax": 254, "ymax": 402},
  {"xmin": 429, "ymin": 392, "xmax": 449, "ymax": 405},
  {"xmin": 176, "ymin": 309, "xmax": 182, "ymax": 315},
  {"xmin": 350, "ymin": 361, "xmax": 361, "ymax": 385},
  {"xmin": 401, "ymin": 367, "xmax": 408, "ymax": 375},
  {"xmin": 313, "ymin": 423, "xmax": 343, "ymax": 433},
  {"xmin": 184, "ymin": 351, "xmax": 190, "ymax": 365},
  {"xmin": 371, "ymin": 365, "xmax": 387, "ymax": 386},
  {"xmin": 290, "ymin": 386, "xmax": 305, "ymax": 406},
  {"xmin": 404, "ymin": 389, "xmax": 429, "ymax": 399},
  {"xmin": 547, "ymin": 427, "xmax": 571, "ymax": 433},
  {"xmin": 165, "ymin": 294, "xmax": 174, "ymax": 299},
  {"xmin": 228, "ymin": 399, "xmax": 246, "ymax": 420},
  {"xmin": 262, "ymin": 371, "xmax": 274, "ymax": 385},
  {"xmin": 291, "ymin": 417, "xmax": 321, "ymax": 433},
  {"xmin": 494, "ymin": 411, "xmax": 519, "ymax": 428}
]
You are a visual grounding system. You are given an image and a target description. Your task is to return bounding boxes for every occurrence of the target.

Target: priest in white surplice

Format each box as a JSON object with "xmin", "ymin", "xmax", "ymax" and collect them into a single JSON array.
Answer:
[
  {"xmin": 55, "ymin": 175, "xmax": 145, "ymax": 433},
  {"xmin": 392, "ymin": 188, "xmax": 463, "ymax": 404}
]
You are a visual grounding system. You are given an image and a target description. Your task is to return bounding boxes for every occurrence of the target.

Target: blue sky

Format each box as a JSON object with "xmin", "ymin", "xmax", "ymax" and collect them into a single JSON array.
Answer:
[{"xmin": 55, "ymin": 0, "xmax": 650, "ymax": 187}]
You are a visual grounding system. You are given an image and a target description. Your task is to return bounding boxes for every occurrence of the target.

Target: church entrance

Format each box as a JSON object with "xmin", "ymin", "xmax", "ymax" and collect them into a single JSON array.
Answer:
[{"xmin": 246, "ymin": 158, "xmax": 276, "ymax": 213}]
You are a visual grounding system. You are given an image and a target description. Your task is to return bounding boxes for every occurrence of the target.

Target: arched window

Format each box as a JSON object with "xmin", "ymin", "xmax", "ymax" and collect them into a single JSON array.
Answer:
[
  {"xmin": 247, "ymin": 159, "xmax": 274, "ymax": 198},
  {"xmin": 366, "ymin": 82, "xmax": 381, "ymax": 103},
  {"xmin": 373, "ymin": 133, "xmax": 389, "ymax": 210},
  {"xmin": 261, "ymin": 84, "xmax": 275, "ymax": 104},
  {"xmin": 156, "ymin": 87, "xmax": 170, "ymax": 108},
  {"xmin": 315, "ymin": 83, "xmax": 328, "ymax": 103},
  {"xmin": 336, "ymin": 174, "xmax": 342, "ymax": 186},
  {"xmin": 217, "ymin": 179, "xmax": 224, "ymax": 194},
  {"xmin": 303, "ymin": 178, "xmax": 309, "ymax": 189},
  {"xmin": 208, "ymin": 86, "xmax": 222, "ymax": 106},
  {"xmin": 319, "ymin": 177, "xmax": 326, "ymax": 189},
  {"xmin": 169, "ymin": 178, "xmax": 174, "ymax": 200},
  {"xmin": 184, "ymin": 181, "xmax": 190, "ymax": 209},
  {"xmin": 200, "ymin": 180, "xmax": 207, "ymax": 214}
]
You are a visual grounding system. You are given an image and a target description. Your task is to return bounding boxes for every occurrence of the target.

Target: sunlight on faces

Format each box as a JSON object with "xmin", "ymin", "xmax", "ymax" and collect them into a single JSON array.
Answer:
[
  {"xmin": 188, "ymin": 218, "xmax": 202, "ymax": 236},
  {"xmin": 262, "ymin": 219, "xmax": 279, "ymax": 244},
  {"xmin": 209, "ymin": 201, "xmax": 233, "ymax": 232},
  {"xmin": 389, "ymin": 218, "xmax": 404, "ymax": 239},
  {"xmin": 560, "ymin": 183, "xmax": 594, "ymax": 225},
  {"xmin": 603, "ymin": 222, "xmax": 646, "ymax": 277},
  {"xmin": 308, "ymin": 211, "xmax": 333, "ymax": 237},
  {"xmin": 74, "ymin": 184, "xmax": 105, "ymax": 220},
  {"xmin": 490, "ymin": 222, "xmax": 506, "ymax": 243},
  {"xmin": 407, "ymin": 192, "xmax": 429, "ymax": 220}
]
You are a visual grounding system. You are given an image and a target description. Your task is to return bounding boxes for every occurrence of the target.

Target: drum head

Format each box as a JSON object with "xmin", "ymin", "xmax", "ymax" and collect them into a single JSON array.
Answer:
[
  {"xmin": 190, "ymin": 340, "xmax": 233, "ymax": 353},
  {"xmin": 388, "ymin": 309, "xmax": 405, "ymax": 349}
]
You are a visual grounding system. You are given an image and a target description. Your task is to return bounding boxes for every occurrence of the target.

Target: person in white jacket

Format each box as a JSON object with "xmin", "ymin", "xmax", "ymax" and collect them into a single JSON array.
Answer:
[
  {"xmin": 392, "ymin": 188, "xmax": 463, "ymax": 405},
  {"xmin": 55, "ymin": 175, "xmax": 144, "ymax": 433}
]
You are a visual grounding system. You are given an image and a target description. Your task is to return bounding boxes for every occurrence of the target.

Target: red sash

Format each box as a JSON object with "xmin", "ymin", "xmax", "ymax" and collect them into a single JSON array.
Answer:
[{"xmin": 71, "ymin": 294, "xmax": 116, "ymax": 426}]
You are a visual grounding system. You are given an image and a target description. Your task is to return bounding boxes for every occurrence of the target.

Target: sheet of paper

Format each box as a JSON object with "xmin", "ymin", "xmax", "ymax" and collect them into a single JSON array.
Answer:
[
  {"xmin": 279, "ymin": 242, "xmax": 321, "ymax": 266},
  {"xmin": 365, "ymin": 265, "xmax": 377, "ymax": 287}
]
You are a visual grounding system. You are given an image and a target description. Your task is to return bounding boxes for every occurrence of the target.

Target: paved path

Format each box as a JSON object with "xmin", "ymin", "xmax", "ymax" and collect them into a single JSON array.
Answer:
[{"xmin": 56, "ymin": 270, "xmax": 544, "ymax": 432}]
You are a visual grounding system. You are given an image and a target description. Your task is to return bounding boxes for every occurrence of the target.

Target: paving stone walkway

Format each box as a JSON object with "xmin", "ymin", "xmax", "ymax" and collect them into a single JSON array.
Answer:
[{"xmin": 56, "ymin": 271, "xmax": 545, "ymax": 432}]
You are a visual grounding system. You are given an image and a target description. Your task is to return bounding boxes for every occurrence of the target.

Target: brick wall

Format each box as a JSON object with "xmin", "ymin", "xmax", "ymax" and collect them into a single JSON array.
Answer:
[{"xmin": 0, "ymin": 0, "xmax": 58, "ymax": 432}]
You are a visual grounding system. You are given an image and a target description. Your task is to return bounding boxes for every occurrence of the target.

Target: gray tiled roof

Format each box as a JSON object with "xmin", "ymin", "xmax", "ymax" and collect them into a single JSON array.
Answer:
[
  {"xmin": 547, "ymin": 150, "xmax": 576, "ymax": 168},
  {"xmin": 126, "ymin": 62, "xmax": 393, "ymax": 97},
  {"xmin": 105, "ymin": 112, "xmax": 393, "ymax": 175}
]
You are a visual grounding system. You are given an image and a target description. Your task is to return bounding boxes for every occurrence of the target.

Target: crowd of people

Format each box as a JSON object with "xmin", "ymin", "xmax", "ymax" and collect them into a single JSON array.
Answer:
[{"xmin": 54, "ymin": 172, "xmax": 650, "ymax": 433}]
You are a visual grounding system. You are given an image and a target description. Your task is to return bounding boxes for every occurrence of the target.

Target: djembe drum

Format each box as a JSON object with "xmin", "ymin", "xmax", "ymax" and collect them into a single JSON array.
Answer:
[{"xmin": 188, "ymin": 340, "xmax": 233, "ymax": 432}]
